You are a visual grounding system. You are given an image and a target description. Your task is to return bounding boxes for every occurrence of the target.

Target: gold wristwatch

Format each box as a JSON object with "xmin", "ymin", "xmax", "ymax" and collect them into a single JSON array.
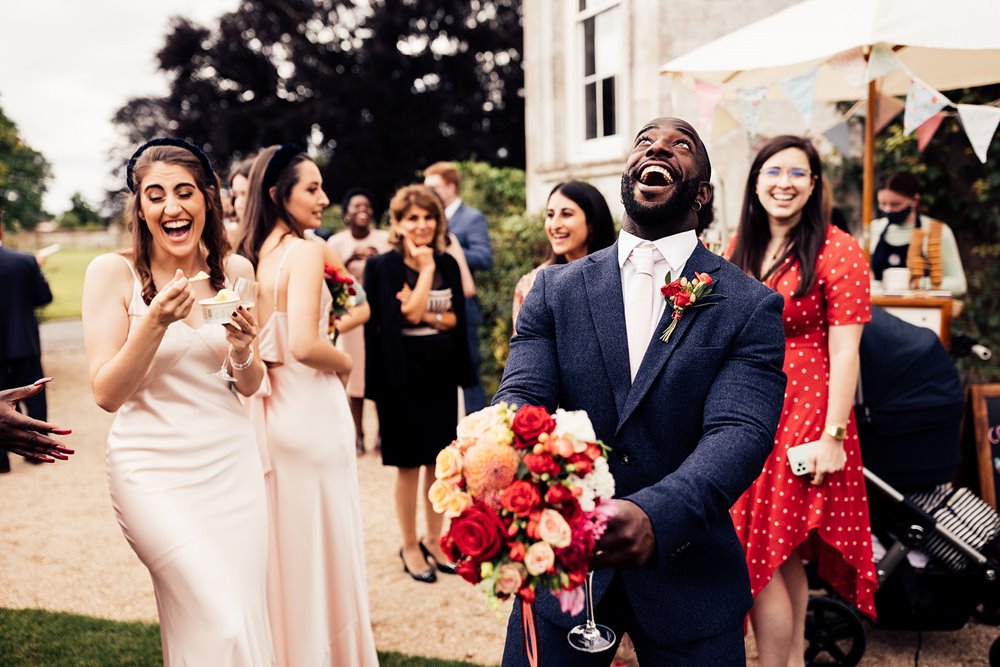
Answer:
[{"xmin": 824, "ymin": 424, "xmax": 847, "ymax": 441}]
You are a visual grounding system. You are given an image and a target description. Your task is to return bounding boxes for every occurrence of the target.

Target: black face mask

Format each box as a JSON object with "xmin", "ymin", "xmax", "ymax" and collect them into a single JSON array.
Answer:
[{"xmin": 882, "ymin": 205, "xmax": 913, "ymax": 225}]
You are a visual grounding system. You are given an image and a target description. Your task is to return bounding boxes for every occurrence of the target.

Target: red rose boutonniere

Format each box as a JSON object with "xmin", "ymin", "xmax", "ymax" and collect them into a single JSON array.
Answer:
[{"xmin": 659, "ymin": 271, "xmax": 722, "ymax": 343}]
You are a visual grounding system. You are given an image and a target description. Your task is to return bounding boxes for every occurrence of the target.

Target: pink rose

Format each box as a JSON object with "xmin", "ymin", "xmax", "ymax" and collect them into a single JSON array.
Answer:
[
  {"xmin": 524, "ymin": 541, "xmax": 556, "ymax": 576},
  {"xmin": 496, "ymin": 562, "xmax": 527, "ymax": 596},
  {"xmin": 537, "ymin": 509, "xmax": 572, "ymax": 548}
]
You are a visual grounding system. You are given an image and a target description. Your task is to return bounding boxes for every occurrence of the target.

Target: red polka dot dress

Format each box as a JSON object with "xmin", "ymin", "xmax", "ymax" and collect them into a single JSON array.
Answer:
[{"xmin": 729, "ymin": 225, "xmax": 878, "ymax": 620}]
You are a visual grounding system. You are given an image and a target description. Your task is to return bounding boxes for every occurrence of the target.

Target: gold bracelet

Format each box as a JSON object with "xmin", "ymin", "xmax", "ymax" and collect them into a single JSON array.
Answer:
[
  {"xmin": 824, "ymin": 424, "xmax": 847, "ymax": 441},
  {"xmin": 230, "ymin": 349, "xmax": 255, "ymax": 371}
]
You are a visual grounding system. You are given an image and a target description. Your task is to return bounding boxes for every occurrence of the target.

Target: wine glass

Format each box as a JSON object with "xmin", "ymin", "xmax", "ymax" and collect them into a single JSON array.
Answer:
[
  {"xmin": 210, "ymin": 347, "xmax": 237, "ymax": 382},
  {"xmin": 234, "ymin": 277, "xmax": 257, "ymax": 310},
  {"xmin": 566, "ymin": 571, "xmax": 616, "ymax": 653}
]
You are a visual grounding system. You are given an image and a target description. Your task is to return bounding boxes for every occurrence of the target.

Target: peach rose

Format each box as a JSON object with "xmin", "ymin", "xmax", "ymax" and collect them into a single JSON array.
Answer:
[
  {"xmin": 428, "ymin": 478, "xmax": 458, "ymax": 515},
  {"xmin": 455, "ymin": 405, "xmax": 514, "ymax": 451},
  {"xmin": 524, "ymin": 541, "xmax": 556, "ymax": 576},
  {"xmin": 435, "ymin": 446, "xmax": 463, "ymax": 480},
  {"xmin": 445, "ymin": 489, "xmax": 473, "ymax": 517},
  {"xmin": 495, "ymin": 562, "xmax": 528, "ymax": 595},
  {"xmin": 537, "ymin": 508, "xmax": 572, "ymax": 548},
  {"xmin": 546, "ymin": 435, "xmax": 577, "ymax": 459}
]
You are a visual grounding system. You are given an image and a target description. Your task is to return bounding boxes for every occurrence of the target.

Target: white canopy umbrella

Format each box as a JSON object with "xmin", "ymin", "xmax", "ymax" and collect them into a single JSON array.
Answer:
[{"xmin": 660, "ymin": 0, "xmax": 1000, "ymax": 227}]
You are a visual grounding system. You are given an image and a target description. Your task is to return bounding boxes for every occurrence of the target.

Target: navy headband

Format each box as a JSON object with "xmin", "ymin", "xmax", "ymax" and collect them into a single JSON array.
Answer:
[
  {"xmin": 262, "ymin": 144, "xmax": 306, "ymax": 191},
  {"xmin": 126, "ymin": 137, "xmax": 216, "ymax": 194}
]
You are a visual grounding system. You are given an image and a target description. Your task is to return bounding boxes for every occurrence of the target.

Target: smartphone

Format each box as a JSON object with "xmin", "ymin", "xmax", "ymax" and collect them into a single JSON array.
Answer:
[{"xmin": 787, "ymin": 441, "xmax": 820, "ymax": 476}]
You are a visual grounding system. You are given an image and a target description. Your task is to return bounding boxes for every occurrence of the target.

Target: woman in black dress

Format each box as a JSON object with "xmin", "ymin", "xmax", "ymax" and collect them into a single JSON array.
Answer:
[{"xmin": 364, "ymin": 184, "xmax": 473, "ymax": 583}]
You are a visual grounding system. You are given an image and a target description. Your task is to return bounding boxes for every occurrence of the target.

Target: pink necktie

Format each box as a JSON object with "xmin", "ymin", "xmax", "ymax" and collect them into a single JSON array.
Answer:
[{"xmin": 626, "ymin": 244, "xmax": 656, "ymax": 382}]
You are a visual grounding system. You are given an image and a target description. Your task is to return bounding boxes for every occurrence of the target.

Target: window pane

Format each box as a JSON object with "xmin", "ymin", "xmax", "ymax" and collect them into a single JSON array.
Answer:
[
  {"xmin": 594, "ymin": 8, "xmax": 619, "ymax": 76},
  {"xmin": 579, "ymin": 0, "xmax": 587, "ymax": 10},
  {"xmin": 585, "ymin": 82, "xmax": 597, "ymax": 139},
  {"xmin": 602, "ymin": 76, "xmax": 616, "ymax": 136},
  {"xmin": 583, "ymin": 17, "xmax": 595, "ymax": 77}
]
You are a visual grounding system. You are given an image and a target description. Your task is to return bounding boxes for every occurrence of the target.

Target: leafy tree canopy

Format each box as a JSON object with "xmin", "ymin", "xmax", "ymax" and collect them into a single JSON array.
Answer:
[
  {"xmin": 0, "ymin": 99, "xmax": 51, "ymax": 230},
  {"xmin": 57, "ymin": 192, "xmax": 105, "ymax": 229},
  {"xmin": 113, "ymin": 0, "xmax": 524, "ymax": 212}
]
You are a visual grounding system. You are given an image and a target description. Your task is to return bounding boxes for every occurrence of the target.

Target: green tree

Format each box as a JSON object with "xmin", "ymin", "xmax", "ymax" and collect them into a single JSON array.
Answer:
[
  {"xmin": 0, "ymin": 100, "xmax": 51, "ymax": 230},
  {"xmin": 57, "ymin": 193, "xmax": 104, "ymax": 229}
]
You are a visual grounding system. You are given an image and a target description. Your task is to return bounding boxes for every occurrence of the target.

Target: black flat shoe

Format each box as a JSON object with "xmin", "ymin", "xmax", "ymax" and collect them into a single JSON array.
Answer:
[
  {"xmin": 400, "ymin": 548, "xmax": 436, "ymax": 583},
  {"xmin": 419, "ymin": 541, "xmax": 457, "ymax": 575}
]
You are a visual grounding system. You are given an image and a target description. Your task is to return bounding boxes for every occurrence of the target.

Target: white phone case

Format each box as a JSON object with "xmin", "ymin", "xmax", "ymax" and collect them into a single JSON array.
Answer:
[{"xmin": 787, "ymin": 441, "xmax": 820, "ymax": 476}]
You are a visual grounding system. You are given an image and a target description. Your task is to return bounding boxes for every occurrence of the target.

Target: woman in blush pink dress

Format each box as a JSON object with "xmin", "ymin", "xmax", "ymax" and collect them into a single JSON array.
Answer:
[
  {"xmin": 727, "ymin": 136, "xmax": 876, "ymax": 667},
  {"xmin": 238, "ymin": 144, "xmax": 378, "ymax": 667},
  {"xmin": 82, "ymin": 138, "xmax": 272, "ymax": 666}
]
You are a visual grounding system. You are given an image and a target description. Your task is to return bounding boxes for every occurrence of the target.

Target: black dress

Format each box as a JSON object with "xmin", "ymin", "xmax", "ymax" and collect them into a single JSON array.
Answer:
[{"xmin": 363, "ymin": 250, "xmax": 474, "ymax": 468}]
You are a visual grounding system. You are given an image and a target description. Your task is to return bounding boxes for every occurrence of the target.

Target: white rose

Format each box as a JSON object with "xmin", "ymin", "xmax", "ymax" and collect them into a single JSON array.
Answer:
[{"xmin": 553, "ymin": 409, "xmax": 597, "ymax": 444}]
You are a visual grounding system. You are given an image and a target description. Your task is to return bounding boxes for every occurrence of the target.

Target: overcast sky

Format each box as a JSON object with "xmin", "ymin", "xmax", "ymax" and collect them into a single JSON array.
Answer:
[{"xmin": 0, "ymin": 1, "xmax": 239, "ymax": 215}]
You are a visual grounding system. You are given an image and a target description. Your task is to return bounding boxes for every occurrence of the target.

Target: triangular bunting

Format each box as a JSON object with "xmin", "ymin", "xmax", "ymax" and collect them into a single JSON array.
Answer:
[
  {"xmin": 695, "ymin": 79, "xmax": 725, "ymax": 134},
  {"xmin": 711, "ymin": 105, "xmax": 741, "ymax": 141},
  {"xmin": 904, "ymin": 77, "xmax": 949, "ymax": 135},
  {"xmin": 916, "ymin": 113, "xmax": 946, "ymax": 152},
  {"xmin": 823, "ymin": 120, "xmax": 852, "ymax": 156},
  {"xmin": 957, "ymin": 104, "xmax": 1000, "ymax": 163},
  {"xmin": 866, "ymin": 42, "xmax": 901, "ymax": 82},
  {"xmin": 828, "ymin": 48, "xmax": 867, "ymax": 90},
  {"xmin": 737, "ymin": 85, "xmax": 768, "ymax": 139},
  {"xmin": 780, "ymin": 70, "xmax": 817, "ymax": 128}
]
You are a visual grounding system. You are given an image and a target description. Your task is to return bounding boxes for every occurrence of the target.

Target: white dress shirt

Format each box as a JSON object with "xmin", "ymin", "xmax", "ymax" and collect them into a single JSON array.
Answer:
[{"xmin": 618, "ymin": 229, "xmax": 699, "ymax": 348}]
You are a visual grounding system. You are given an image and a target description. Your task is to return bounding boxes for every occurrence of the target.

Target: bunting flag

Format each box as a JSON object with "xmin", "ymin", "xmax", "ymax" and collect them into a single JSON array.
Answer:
[
  {"xmin": 695, "ymin": 79, "xmax": 725, "ymax": 133},
  {"xmin": 711, "ymin": 105, "xmax": 741, "ymax": 141},
  {"xmin": 904, "ymin": 77, "xmax": 949, "ymax": 135},
  {"xmin": 957, "ymin": 104, "xmax": 1000, "ymax": 163},
  {"xmin": 916, "ymin": 113, "xmax": 947, "ymax": 152},
  {"xmin": 828, "ymin": 48, "xmax": 867, "ymax": 90},
  {"xmin": 823, "ymin": 120, "xmax": 852, "ymax": 156},
  {"xmin": 866, "ymin": 42, "xmax": 901, "ymax": 82},
  {"xmin": 780, "ymin": 70, "xmax": 817, "ymax": 128},
  {"xmin": 737, "ymin": 85, "xmax": 768, "ymax": 139}
]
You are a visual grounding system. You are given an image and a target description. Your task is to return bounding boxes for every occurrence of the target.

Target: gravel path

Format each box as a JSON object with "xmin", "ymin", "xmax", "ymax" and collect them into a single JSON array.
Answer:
[{"xmin": 0, "ymin": 320, "xmax": 996, "ymax": 665}]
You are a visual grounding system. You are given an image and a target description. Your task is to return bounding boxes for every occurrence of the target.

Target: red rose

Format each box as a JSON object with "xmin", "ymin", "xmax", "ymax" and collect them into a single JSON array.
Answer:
[
  {"xmin": 449, "ymin": 503, "xmax": 507, "ymax": 563},
  {"xmin": 566, "ymin": 568, "xmax": 587, "ymax": 588},
  {"xmin": 661, "ymin": 281, "xmax": 683, "ymax": 298},
  {"xmin": 455, "ymin": 559, "xmax": 482, "ymax": 584},
  {"xmin": 525, "ymin": 510, "xmax": 542, "ymax": 540},
  {"xmin": 518, "ymin": 586, "xmax": 536, "ymax": 604},
  {"xmin": 569, "ymin": 453, "xmax": 593, "ymax": 476},
  {"xmin": 440, "ymin": 532, "xmax": 459, "ymax": 562},
  {"xmin": 544, "ymin": 483, "xmax": 575, "ymax": 506},
  {"xmin": 509, "ymin": 541, "xmax": 526, "ymax": 562},
  {"xmin": 500, "ymin": 480, "xmax": 543, "ymax": 517},
  {"xmin": 585, "ymin": 444, "xmax": 602, "ymax": 462},
  {"xmin": 558, "ymin": 496, "xmax": 583, "ymax": 524},
  {"xmin": 672, "ymin": 291, "xmax": 691, "ymax": 308},
  {"xmin": 556, "ymin": 529, "xmax": 594, "ymax": 571},
  {"xmin": 512, "ymin": 405, "xmax": 556, "ymax": 449},
  {"xmin": 524, "ymin": 452, "xmax": 560, "ymax": 477}
]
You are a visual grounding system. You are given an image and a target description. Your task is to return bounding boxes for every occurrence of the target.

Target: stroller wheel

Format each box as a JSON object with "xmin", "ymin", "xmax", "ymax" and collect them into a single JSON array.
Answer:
[{"xmin": 805, "ymin": 596, "xmax": 866, "ymax": 666}]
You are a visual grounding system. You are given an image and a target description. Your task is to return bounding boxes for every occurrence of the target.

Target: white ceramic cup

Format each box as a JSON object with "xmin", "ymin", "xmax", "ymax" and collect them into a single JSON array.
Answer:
[{"xmin": 882, "ymin": 267, "xmax": 911, "ymax": 291}]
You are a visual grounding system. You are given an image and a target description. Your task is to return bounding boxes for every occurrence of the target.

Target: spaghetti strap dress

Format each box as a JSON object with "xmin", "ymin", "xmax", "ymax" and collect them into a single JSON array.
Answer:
[
  {"xmin": 255, "ymin": 240, "xmax": 379, "ymax": 667},
  {"xmin": 730, "ymin": 225, "xmax": 879, "ymax": 619},
  {"xmin": 105, "ymin": 256, "xmax": 273, "ymax": 666}
]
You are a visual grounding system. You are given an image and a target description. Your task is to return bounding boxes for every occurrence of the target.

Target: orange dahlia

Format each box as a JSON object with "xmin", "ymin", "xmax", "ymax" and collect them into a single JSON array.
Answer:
[{"xmin": 463, "ymin": 440, "xmax": 519, "ymax": 499}]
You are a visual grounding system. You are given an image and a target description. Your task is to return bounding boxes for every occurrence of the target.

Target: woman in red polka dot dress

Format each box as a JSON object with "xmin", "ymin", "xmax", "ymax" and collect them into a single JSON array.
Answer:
[{"xmin": 727, "ymin": 136, "xmax": 877, "ymax": 667}]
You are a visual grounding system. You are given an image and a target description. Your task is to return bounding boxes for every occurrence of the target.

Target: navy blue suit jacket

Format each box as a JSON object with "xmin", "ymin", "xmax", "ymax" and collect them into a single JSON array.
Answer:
[
  {"xmin": 449, "ymin": 202, "xmax": 492, "ymax": 272},
  {"xmin": 494, "ymin": 242, "xmax": 786, "ymax": 644},
  {"xmin": 0, "ymin": 246, "xmax": 52, "ymax": 361}
]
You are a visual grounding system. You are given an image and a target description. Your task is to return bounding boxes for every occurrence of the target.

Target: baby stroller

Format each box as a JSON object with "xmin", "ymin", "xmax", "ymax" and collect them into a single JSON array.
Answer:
[{"xmin": 803, "ymin": 307, "xmax": 1000, "ymax": 666}]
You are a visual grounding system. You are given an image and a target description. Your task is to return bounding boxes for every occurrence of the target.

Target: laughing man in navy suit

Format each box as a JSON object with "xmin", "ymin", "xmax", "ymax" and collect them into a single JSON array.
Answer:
[{"xmin": 495, "ymin": 118, "xmax": 787, "ymax": 665}]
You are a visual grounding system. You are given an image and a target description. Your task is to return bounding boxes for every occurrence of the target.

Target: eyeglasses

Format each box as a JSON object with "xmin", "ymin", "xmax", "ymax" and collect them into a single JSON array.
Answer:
[{"xmin": 758, "ymin": 167, "xmax": 814, "ymax": 183}]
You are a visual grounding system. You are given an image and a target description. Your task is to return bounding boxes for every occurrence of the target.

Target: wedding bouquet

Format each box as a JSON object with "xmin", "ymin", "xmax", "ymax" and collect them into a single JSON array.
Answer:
[
  {"xmin": 430, "ymin": 403, "xmax": 616, "ymax": 616},
  {"xmin": 323, "ymin": 264, "xmax": 365, "ymax": 342}
]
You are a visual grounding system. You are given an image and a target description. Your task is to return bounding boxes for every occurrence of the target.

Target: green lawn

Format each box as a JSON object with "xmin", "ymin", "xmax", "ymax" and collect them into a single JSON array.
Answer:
[
  {"xmin": 30, "ymin": 247, "xmax": 111, "ymax": 321},
  {"xmin": 0, "ymin": 608, "xmax": 495, "ymax": 667}
]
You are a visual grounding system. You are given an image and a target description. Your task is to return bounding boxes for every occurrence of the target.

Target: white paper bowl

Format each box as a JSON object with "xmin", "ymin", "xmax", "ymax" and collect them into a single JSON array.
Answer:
[{"xmin": 199, "ymin": 297, "xmax": 241, "ymax": 325}]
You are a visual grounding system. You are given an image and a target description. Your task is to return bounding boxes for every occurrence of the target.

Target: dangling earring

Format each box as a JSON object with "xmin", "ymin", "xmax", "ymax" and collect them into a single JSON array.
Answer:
[{"xmin": 692, "ymin": 201, "xmax": 703, "ymax": 212}]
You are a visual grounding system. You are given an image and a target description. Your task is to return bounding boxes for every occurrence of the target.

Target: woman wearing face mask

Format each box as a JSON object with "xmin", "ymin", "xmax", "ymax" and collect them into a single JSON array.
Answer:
[
  {"xmin": 511, "ymin": 181, "xmax": 616, "ymax": 334},
  {"xmin": 727, "ymin": 136, "xmax": 877, "ymax": 667},
  {"xmin": 869, "ymin": 171, "xmax": 967, "ymax": 295},
  {"xmin": 82, "ymin": 138, "xmax": 270, "ymax": 665},
  {"xmin": 364, "ymin": 184, "xmax": 474, "ymax": 583},
  {"xmin": 238, "ymin": 145, "xmax": 378, "ymax": 666}
]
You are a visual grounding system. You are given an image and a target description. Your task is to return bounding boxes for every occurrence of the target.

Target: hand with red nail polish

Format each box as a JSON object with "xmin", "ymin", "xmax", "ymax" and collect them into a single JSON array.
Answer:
[{"xmin": 1, "ymin": 381, "xmax": 74, "ymax": 463}]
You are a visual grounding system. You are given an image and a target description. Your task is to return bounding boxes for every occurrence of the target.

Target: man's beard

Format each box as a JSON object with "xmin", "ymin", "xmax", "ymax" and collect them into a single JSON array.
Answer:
[{"xmin": 620, "ymin": 171, "xmax": 700, "ymax": 230}]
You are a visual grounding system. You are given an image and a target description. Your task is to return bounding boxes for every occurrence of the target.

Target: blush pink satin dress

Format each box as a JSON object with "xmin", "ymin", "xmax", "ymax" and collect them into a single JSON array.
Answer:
[
  {"xmin": 105, "ymin": 257, "xmax": 273, "ymax": 666},
  {"xmin": 256, "ymin": 240, "xmax": 379, "ymax": 667}
]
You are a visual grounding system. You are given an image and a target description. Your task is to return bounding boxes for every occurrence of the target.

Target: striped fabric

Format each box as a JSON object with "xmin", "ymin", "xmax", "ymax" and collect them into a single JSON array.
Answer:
[{"xmin": 909, "ymin": 485, "xmax": 1000, "ymax": 571}]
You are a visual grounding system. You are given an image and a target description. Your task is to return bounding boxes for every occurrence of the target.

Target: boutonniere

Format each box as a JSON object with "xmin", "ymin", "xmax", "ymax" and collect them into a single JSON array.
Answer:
[{"xmin": 659, "ymin": 272, "xmax": 723, "ymax": 343}]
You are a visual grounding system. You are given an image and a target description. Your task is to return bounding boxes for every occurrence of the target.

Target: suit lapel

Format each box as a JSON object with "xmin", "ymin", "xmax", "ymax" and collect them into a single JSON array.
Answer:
[
  {"xmin": 582, "ymin": 246, "xmax": 631, "ymax": 419},
  {"xmin": 617, "ymin": 244, "xmax": 724, "ymax": 432}
]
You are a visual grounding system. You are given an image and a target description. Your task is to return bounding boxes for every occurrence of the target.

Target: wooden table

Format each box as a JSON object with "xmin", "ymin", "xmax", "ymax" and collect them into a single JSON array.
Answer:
[{"xmin": 871, "ymin": 293, "xmax": 953, "ymax": 349}]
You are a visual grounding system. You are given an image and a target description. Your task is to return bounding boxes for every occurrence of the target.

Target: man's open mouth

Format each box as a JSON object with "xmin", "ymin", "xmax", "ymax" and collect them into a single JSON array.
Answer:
[{"xmin": 638, "ymin": 164, "xmax": 675, "ymax": 187}]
